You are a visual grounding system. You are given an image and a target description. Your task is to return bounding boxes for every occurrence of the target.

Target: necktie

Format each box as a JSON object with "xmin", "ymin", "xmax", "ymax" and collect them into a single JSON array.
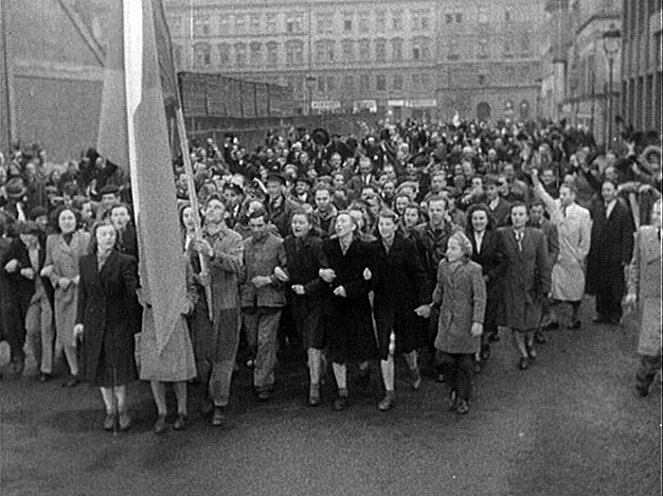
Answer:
[{"xmin": 515, "ymin": 231, "xmax": 523, "ymax": 252}]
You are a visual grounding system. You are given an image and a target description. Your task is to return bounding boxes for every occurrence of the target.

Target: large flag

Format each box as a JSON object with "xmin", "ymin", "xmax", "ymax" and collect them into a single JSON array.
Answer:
[{"xmin": 97, "ymin": 0, "xmax": 186, "ymax": 354}]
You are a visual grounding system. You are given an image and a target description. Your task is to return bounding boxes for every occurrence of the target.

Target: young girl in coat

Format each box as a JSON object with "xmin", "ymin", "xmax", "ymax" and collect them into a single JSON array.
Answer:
[{"xmin": 418, "ymin": 231, "xmax": 486, "ymax": 414}]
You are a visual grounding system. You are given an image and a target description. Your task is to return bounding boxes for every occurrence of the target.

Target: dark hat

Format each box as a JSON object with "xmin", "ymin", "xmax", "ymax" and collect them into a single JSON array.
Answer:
[
  {"xmin": 29, "ymin": 205, "xmax": 48, "ymax": 220},
  {"xmin": 4, "ymin": 177, "xmax": 27, "ymax": 200},
  {"xmin": 99, "ymin": 184, "xmax": 120, "ymax": 196},
  {"xmin": 379, "ymin": 128, "xmax": 391, "ymax": 141},
  {"xmin": 266, "ymin": 172, "xmax": 286, "ymax": 186}
]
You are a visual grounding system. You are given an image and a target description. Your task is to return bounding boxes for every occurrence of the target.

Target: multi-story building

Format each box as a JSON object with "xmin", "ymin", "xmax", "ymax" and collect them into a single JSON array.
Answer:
[
  {"xmin": 620, "ymin": 0, "xmax": 661, "ymax": 134},
  {"xmin": 164, "ymin": 0, "xmax": 546, "ymax": 121}
]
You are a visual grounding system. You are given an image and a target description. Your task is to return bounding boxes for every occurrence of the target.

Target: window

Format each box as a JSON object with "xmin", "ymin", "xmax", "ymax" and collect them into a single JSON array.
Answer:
[
  {"xmin": 327, "ymin": 76, "xmax": 336, "ymax": 92},
  {"xmin": 250, "ymin": 14, "xmax": 260, "ymax": 31},
  {"xmin": 234, "ymin": 42, "xmax": 247, "ymax": 67},
  {"xmin": 359, "ymin": 39, "xmax": 370, "ymax": 61},
  {"xmin": 266, "ymin": 42, "xmax": 278, "ymax": 66},
  {"xmin": 358, "ymin": 12, "xmax": 370, "ymax": 32},
  {"xmin": 266, "ymin": 14, "xmax": 278, "ymax": 33},
  {"xmin": 376, "ymin": 75, "xmax": 386, "ymax": 91},
  {"xmin": 520, "ymin": 32, "xmax": 531, "ymax": 56},
  {"xmin": 318, "ymin": 78, "xmax": 325, "ymax": 92},
  {"xmin": 344, "ymin": 75, "xmax": 354, "ymax": 91},
  {"xmin": 193, "ymin": 43, "xmax": 211, "ymax": 68},
  {"xmin": 456, "ymin": 13, "xmax": 463, "ymax": 23},
  {"xmin": 478, "ymin": 6, "xmax": 488, "ymax": 24},
  {"xmin": 168, "ymin": 16, "xmax": 182, "ymax": 36},
  {"xmin": 393, "ymin": 74, "xmax": 403, "ymax": 90},
  {"xmin": 342, "ymin": 39, "xmax": 355, "ymax": 61},
  {"xmin": 446, "ymin": 14, "xmax": 453, "ymax": 24},
  {"xmin": 315, "ymin": 40, "xmax": 325, "ymax": 63},
  {"xmin": 412, "ymin": 38, "xmax": 430, "ymax": 60},
  {"xmin": 317, "ymin": 12, "xmax": 334, "ymax": 34},
  {"xmin": 504, "ymin": 37, "xmax": 513, "ymax": 58},
  {"xmin": 391, "ymin": 38, "xmax": 403, "ymax": 60},
  {"xmin": 375, "ymin": 39, "xmax": 386, "ymax": 62},
  {"xmin": 392, "ymin": 11, "xmax": 402, "ymax": 31},
  {"xmin": 504, "ymin": 10, "xmax": 511, "ymax": 21},
  {"xmin": 286, "ymin": 13, "xmax": 303, "ymax": 33},
  {"xmin": 315, "ymin": 40, "xmax": 335, "ymax": 63},
  {"xmin": 412, "ymin": 9, "xmax": 431, "ymax": 31},
  {"xmin": 359, "ymin": 74, "xmax": 370, "ymax": 91},
  {"xmin": 250, "ymin": 42, "xmax": 262, "ymax": 67},
  {"xmin": 448, "ymin": 39, "xmax": 459, "ymax": 60},
  {"xmin": 218, "ymin": 43, "xmax": 231, "ymax": 66},
  {"xmin": 478, "ymin": 38, "xmax": 489, "ymax": 59},
  {"xmin": 286, "ymin": 40, "xmax": 304, "ymax": 65},
  {"xmin": 194, "ymin": 16, "xmax": 211, "ymax": 36},
  {"xmin": 234, "ymin": 14, "xmax": 246, "ymax": 33},
  {"xmin": 219, "ymin": 14, "xmax": 231, "ymax": 34},
  {"xmin": 343, "ymin": 13, "xmax": 353, "ymax": 32},
  {"xmin": 478, "ymin": 74, "xmax": 486, "ymax": 85},
  {"xmin": 376, "ymin": 11, "xmax": 386, "ymax": 33}
]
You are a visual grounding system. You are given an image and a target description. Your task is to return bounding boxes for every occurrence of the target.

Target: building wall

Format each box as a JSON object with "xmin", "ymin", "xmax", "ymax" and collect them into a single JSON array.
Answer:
[
  {"xmin": 165, "ymin": 0, "xmax": 545, "ymax": 121},
  {"xmin": 620, "ymin": 0, "xmax": 661, "ymax": 134},
  {"xmin": 2, "ymin": 0, "xmax": 106, "ymax": 162}
]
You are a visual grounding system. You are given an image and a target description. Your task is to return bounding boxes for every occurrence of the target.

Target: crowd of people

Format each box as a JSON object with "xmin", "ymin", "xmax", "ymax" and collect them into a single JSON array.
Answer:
[{"xmin": 0, "ymin": 116, "xmax": 661, "ymax": 433}]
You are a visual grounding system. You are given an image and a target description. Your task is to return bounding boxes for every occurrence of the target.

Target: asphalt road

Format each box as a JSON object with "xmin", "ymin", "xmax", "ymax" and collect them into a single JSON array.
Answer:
[{"xmin": 1, "ymin": 300, "xmax": 661, "ymax": 496}]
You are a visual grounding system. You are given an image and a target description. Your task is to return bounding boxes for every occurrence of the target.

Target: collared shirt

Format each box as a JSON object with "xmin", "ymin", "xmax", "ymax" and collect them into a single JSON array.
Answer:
[
  {"xmin": 473, "ymin": 231, "xmax": 485, "ymax": 254},
  {"xmin": 514, "ymin": 228, "xmax": 524, "ymax": 251},
  {"xmin": 489, "ymin": 197, "xmax": 500, "ymax": 210},
  {"xmin": 605, "ymin": 199, "xmax": 617, "ymax": 219}
]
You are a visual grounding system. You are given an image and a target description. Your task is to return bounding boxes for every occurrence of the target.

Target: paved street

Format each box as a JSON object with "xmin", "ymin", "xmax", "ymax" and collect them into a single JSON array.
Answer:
[{"xmin": 1, "ymin": 302, "xmax": 660, "ymax": 496}]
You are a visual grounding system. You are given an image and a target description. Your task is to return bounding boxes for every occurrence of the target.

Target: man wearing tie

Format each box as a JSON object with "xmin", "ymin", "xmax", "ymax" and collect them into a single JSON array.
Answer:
[
  {"xmin": 497, "ymin": 202, "xmax": 552, "ymax": 370},
  {"xmin": 586, "ymin": 180, "xmax": 635, "ymax": 324}
]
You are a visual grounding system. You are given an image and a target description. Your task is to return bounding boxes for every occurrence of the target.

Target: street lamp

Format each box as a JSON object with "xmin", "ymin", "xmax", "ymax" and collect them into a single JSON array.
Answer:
[
  {"xmin": 305, "ymin": 75, "xmax": 316, "ymax": 116},
  {"xmin": 602, "ymin": 23, "xmax": 621, "ymax": 149}
]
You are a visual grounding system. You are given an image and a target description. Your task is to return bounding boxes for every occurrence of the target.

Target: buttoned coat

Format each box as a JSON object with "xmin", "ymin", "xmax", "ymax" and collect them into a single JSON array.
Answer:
[
  {"xmin": 586, "ymin": 199, "xmax": 634, "ymax": 299},
  {"xmin": 371, "ymin": 234, "xmax": 430, "ymax": 357},
  {"xmin": 497, "ymin": 227, "xmax": 552, "ymax": 330},
  {"xmin": 45, "ymin": 231, "xmax": 90, "ymax": 346},
  {"xmin": 627, "ymin": 226, "xmax": 661, "ymax": 356},
  {"xmin": 431, "ymin": 259, "xmax": 486, "ymax": 354},
  {"xmin": 76, "ymin": 250, "xmax": 139, "ymax": 387},
  {"xmin": 467, "ymin": 228, "xmax": 502, "ymax": 300},
  {"xmin": 239, "ymin": 232, "xmax": 287, "ymax": 308}
]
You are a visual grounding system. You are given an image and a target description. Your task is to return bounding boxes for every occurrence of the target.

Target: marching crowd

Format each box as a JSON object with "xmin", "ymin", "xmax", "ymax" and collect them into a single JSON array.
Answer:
[{"xmin": 0, "ymin": 117, "xmax": 661, "ymax": 434}]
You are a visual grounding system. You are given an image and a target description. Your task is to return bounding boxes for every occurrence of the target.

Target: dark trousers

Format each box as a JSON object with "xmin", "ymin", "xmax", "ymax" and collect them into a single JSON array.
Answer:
[
  {"xmin": 595, "ymin": 272, "xmax": 625, "ymax": 321},
  {"xmin": 481, "ymin": 298, "xmax": 499, "ymax": 351},
  {"xmin": 439, "ymin": 352, "xmax": 474, "ymax": 401},
  {"xmin": 3, "ymin": 292, "xmax": 32, "ymax": 361},
  {"xmin": 636, "ymin": 354, "xmax": 662, "ymax": 391}
]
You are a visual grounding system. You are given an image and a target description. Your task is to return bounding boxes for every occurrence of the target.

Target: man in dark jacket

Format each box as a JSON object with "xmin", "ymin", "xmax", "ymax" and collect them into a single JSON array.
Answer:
[{"xmin": 586, "ymin": 180, "xmax": 635, "ymax": 324}]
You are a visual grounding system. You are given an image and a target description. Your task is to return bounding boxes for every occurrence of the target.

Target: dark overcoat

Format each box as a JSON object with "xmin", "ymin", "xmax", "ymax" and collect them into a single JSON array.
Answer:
[
  {"xmin": 467, "ymin": 229, "xmax": 503, "ymax": 300},
  {"xmin": 496, "ymin": 227, "xmax": 552, "ymax": 330},
  {"xmin": 586, "ymin": 199, "xmax": 635, "ymax": 299},
  {"xmin": 283, "ymin": 233, "xmax": 328, "ymax": 349},
  {"xmin": 371, "ymin": 234, "xmax": 429, "ymax": 358},
  {"xmin": 76, "ymin": 250, "xmax": 138, "ymax": 387},
  {"xmin": 321, "ymin": 237, "xmax": 377, "ymax": 363}
]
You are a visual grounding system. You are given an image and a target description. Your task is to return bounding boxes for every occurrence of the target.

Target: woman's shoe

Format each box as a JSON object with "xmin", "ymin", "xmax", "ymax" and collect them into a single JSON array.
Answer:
[
  {"xmin": 211, "ymin": 406, "xmax": 226, "ymax": 426},
  {"xmin": 103, "ymin": 412, "xmax": 116, "ymax": 431},
  {"xmin": 411, "ymin": 367, "xmax": 422, "ymax": 391},
  {"xmin": 39, "ymin": 373, "xmax": 54, "ymax": 382},
  {"xmin": 118, "ymin": 411, "xmax": 131, "ymax": 432},
  {"xmin": 473, "ymin": 360, "xmax": 482, "ymax": 374},
  {"xmin": 153, "ymin": 415, "xmax": 167, "ymax": 434},
  {"xmin": 378, "ymin": 392, "xmax": 395, "ymax": 411},
  {"xmin": 63, "ymin": 375, "xmax": 81, "ymax": 388},
  {"xmin": 447, "ymin": 390, "xmax": 459, "ymax": 411},
  {"xmin": 518, "ymin": 357, "xmax": 530, "ymax": 370},
  {"xmin": 173, "ymin": 414, "xmax": 188, "ymax": 431},
  {"xmin": 455, "ymin": 400, "xmax": 469, "ymax": 414},
  {"xmin": 332, "ymin": 396, "xmax": 348, "ymax": 411},
  {"xmin": 308, "ymin": 386, "xmax": 321, "ymax": 407}
]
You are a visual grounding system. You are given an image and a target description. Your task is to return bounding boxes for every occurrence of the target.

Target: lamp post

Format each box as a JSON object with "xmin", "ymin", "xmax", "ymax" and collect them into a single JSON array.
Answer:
[{"xmin": 602, "ymin": 23, "xmax": 621, "ymax": 150}]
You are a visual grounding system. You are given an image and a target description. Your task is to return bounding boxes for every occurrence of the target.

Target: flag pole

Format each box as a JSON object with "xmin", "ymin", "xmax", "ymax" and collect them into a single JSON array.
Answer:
[{"xmin": 174, "ymin": 106, "xmax": 213, "ymax": 322}]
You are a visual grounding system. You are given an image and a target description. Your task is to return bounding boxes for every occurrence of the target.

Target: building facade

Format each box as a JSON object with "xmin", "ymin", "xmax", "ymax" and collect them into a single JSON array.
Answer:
[
  {"xmin": 620, "ymin": 0, "xmax": 662, "ymax": 134},
  {"xmin": 164, "ymin": 0, "xmax": 546, "ymax": 121}
]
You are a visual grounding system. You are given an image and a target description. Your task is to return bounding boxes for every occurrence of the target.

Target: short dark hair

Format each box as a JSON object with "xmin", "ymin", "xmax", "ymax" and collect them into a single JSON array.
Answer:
[
  {"xmin": 510, "ymin": 201, "xmax": 527, "ymax": 213},
  {"xmin": 426, "ymin": 194, "xmax": 448, "ymax": 209},
  {"xmin": 248, "ymin": 207, "xmax": 267, "ymax": 222},
  {"xmin": 529, "ymin": 199, "xmax": 545, "ymax": 210}
]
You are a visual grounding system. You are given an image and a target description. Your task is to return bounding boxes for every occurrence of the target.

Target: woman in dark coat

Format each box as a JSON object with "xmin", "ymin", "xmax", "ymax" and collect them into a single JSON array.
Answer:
[
  {"xmin": 283, "ymin": 209, "xmax": 328, "ymax": 406},
  {"xmin": 320, "ymin": 211, "xmax": 377, "ymax": 411},
  {"xmin": 371, "ymin": 209, "xmax": 429, "ymax": 411},
  {"xmin": 74, "ymin": 219, "xmax": 138, "ymax": 431},
  {"xmin": 466, "ymin": 203, "xmax": 503, "ymax": 369}
]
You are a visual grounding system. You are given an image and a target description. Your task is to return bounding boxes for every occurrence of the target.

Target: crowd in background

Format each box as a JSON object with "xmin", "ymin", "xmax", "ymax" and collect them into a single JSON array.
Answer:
[{"xmin": 1, "ymin": 115, "xmax": 661, "ymax": 432}]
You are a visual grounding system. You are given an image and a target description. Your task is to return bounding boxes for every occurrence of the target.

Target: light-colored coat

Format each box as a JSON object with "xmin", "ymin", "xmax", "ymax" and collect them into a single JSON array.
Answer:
[
  {"xmin": 44, "ymin": 231, "xmax": 90, "ymax": 345},
  {"xmin": 627, "ymin": 226, "xmax": 661, "ymax": 356},
  {"xmin": 535, "ymin": 183, "xmax": 592, "ymax": 301},
  {"xmin": 432, "ymin": 259, "xmax": 486, "ymax": 354}
]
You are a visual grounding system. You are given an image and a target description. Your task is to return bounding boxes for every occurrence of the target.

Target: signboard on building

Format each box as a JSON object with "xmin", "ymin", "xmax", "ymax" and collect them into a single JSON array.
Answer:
[
  {"xmin": 353, "ymin": 99, "xmax": 377, "ymax": 112},
  {"xmin": 311, "ymin": 100, "xmax": 341, "ymax": 111},
  {"xmin": 405, "ymin": 99, "xmax": 437, "ymax": 108}
]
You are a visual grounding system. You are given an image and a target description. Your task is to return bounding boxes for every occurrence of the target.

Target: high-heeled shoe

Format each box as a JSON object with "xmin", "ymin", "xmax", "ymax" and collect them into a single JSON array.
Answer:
[
  {"xmin": 378, "ymin": 391, "xmax": 395, "ymax": 411},
  {"xmin": 455, "ymin": 400, "xmax": 469, "ymax": 415},
  {"xmin": 118, "ymin": 410, "xmax": 131, "ymax": 432},
  {"xmin": 153, "ymin": 415, "xmax": 167, "ymax": 434},
  {"xmin": 173, "ymin": 413, "xmax": 188, "ymax": 431},
  {"xmin": 103, "ymin": 412, "xmax": 116, "ymax": 431},
  {"xmin": 411, "ymin": 367, "xmax": 422, "ymax": 391}
]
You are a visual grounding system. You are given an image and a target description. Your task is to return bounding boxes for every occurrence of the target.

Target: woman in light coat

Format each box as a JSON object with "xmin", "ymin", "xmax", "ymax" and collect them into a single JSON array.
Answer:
[
  {"xmin": 626, "ymin": 199, "xmax": 662, "ymax": 397},
  {"xmin": 42, "ymin": 207, "xmax": 90, "ymax": 386}
]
